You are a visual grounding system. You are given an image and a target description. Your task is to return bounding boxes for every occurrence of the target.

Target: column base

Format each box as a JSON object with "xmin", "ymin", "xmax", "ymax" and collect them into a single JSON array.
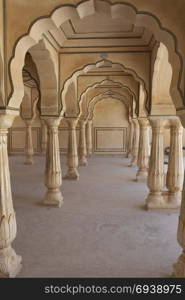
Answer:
[
  {"xmin": 79, "ymin": 157, "xmax": 88, "ymax": 166},
  {"xmin": 162, "ymin": 191, "xmax": 181, "ymax": 209},
  {"xmin": 146, "ymin": 192, "xmax": 180, "ymax": 209},
  {"xmin": 0, "ymin": 246, "xmax": 22, "ymax": 278},
  {"xmin": 136, "ymin": 170, "xmax": 148, "ymax": 181},
  {"xmin": 130, "ymin": 160, "xmax": 137, "ymax": 167},
  {"xmin": 24, "ymin": 157, "xmax": 34, "ymax": 165},
  {"xmin": 146, "ymin": 193, "xmax": 165, "ymax": 209},
  {"xmin": 39, "ymin": 152, "xmax": 46, "ymax": 156},
  {"xmin": 43, "ymin": 189, "xmax": 63, "ymax": 208},
  {"xmin": 87, "ymin": 151, "xmax": 92, "ymax": 157},
  {"xmin": 173, "ymin": 252, "xmax": 185, "ymax": 277},
  {"xmin": 63, "ymin": 168, "xmax": 79, "ymax": 180},
  {"xmin": 167, "ymin": 192, "xmax": 181, "ymax": 208}
]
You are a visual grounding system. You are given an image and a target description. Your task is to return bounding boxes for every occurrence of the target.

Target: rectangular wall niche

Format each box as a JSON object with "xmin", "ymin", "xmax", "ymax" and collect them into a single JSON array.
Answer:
[
  {"xmin": 8, "ymin": 127, "xmax": 41, "ymax": 154},
  {"xmin": 94, "ymin": 127, "xmax": 127, "ymax": 154}
]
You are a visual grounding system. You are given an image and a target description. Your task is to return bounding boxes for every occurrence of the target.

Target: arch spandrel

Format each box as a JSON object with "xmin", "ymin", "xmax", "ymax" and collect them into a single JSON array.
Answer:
[
  {"xmin": 78, "ymin": 79, "xmax": 137, "ymax": 119},
  {"xmin": 7, "ymin": 0, "xmax": 184, "ymax": 116},
  {"xmin": 62, "ymin": 60, "xmax": 146, "ymax": 117},
  {"xmin": 81, "ymin": 87, "xmax": 133, "ymax": 120},
  {"xmin": 87, "ymin": 91, "xmax": 130, "ymax": 121},
  {"xmin": 151, "ymin": 42, "xmax": 176, "ymax": 116}
]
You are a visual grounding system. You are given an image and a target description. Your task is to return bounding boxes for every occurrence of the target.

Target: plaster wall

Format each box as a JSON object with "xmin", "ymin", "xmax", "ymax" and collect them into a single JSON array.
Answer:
[
  {"xmin": 92, "ymin": 97, "xmax": 129, "ymax": 154},
  {"xmin": 60, "ymin": 52, "xmax": 150, "ymax": 92},
  {"xmin": 2, "ymin": 0, "xmax": 184, "ymax": 103},
  {"xmin": 150, "ymin": 43, "xmax": 176, "ymax": 115},
  {"xmin": 8, "ymin": 111, "xmax": 185, "ymax": 156},
  {"xmin": 5, "ymin": 0, "xmax": 185, "ymax": 60},
  {"xmin": 77, "ymin": 74, "xmax": 139, "ymax": 100}
]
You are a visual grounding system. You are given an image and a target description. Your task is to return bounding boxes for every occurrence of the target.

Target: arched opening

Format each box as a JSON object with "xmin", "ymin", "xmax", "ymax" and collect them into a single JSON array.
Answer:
[
  {"xmin": 8, "ymin": 0, "xmax": 184, "ymax": 113},
  {"xmin": 1, "ymin": 0, "xmax": 185, "ymax": 278}
]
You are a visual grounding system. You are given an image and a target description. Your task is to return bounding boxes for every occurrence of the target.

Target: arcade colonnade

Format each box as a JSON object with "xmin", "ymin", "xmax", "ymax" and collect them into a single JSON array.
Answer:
[{"xmin": 0, "ymin": 0, "xmax": 185, "ymax": 278}]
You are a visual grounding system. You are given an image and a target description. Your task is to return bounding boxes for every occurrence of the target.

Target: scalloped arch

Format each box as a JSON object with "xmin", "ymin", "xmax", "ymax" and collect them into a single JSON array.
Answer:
[
  {"xmin": 78, "ymin": 78, "xmax": 136, "ymax": 119},
  {"xmin": 8, "ymin": 0, "xmax": 184, "ymax": 113},
  {"xmin": 87, "ymin": 90, "xmax": 130, "ymax": 120},
  {"xmin": 62, "ymin": 59, "xmax": 146, "ymax": 117}
]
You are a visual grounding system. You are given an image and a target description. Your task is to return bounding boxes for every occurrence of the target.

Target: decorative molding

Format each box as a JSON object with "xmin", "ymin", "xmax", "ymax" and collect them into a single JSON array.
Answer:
[
  {"xmin": 94, "ymin": 127, "xmax": 127, "ymax": 153},
  {"xmin": 8, "ymin": 127, "xmax": 41, "ymax": 154}
]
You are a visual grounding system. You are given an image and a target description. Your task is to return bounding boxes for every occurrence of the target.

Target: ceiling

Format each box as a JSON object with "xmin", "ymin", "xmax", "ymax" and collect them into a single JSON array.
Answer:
[{"xmin": 42, "ymin": 12, "xmax": 156, "ymax": 53}]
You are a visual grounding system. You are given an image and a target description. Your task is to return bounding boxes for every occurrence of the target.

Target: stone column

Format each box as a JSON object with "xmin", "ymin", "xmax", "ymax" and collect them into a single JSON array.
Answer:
[
  {"xmin": 86, "ymin": 120, "xmax": 93, "ymax": 157},
  {"xmin": 174, "ymin": 179, "xmax": 185, "ymax": 277},
  {"xmin": 126, "ymin": 119, "xmax": 134, "ymax": 158},
  {"xmin": 64, "ymin": 118, "xmax": 79, "ymax": 180},
  {"xmin": 146, "ymin": 117, "xmax": 165, "ymax": 209},
  {"xmin": 0, "ymin": 112, "xmax": 22, "ymax": 277},
  {"xmin": 78, "ymin": 120, "xmax": 88, "ymax": 166},
  {"xmin": 130, "ymin": 118, "xmax": 140, "ymax": 167},
  {"xmin": 41, "ymin": 120, "xmax": 47, "ymax": 155},
  {"xmin": 42, "ymin": 117, "xmax": 63, "ymax": 207},
  {"xmin": 166, "ymin": 117, "xmax": 184, "ymax": 207},
  {"xmin": 24, "ymin": 120, "xmax": 34, "ymax": 165},
  {"xmin": 136, "ymin": 118, "xmax": 150, "ymax": 181}
]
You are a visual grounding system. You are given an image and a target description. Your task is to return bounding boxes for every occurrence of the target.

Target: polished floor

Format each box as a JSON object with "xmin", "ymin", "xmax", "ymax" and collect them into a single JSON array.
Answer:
[{"xmin": 10, "ymin": 154, "xmax": 181, "ymax": 277}]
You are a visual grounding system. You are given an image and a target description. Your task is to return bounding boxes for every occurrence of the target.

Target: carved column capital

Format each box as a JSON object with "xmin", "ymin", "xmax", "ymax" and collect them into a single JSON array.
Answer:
[
  {"xmin": 0, "ymin": 111, "xmax": 18, "ymax": 130},
  {"xmin": 41, "ymin": 116, "xmax": 63, "ymax": 128},
  {"xmin": 149, "ymin": 117, "xmax": 166, "ymax": 131},
  {"xmin": 65, "ymin": 118, "xmax": 79, "ymax": 129},
  {"xmin": 138, "ymin": 117, "xmax": 149, "ymax": 128},
  {"xmin": 78, "ymin": 119, "xmax": 87, "ymax": 128}
]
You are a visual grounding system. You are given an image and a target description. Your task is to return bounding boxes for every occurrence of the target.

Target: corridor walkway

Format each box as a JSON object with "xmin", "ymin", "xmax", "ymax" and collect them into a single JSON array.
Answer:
[{"xmin": 10, "ymin": 155, "xmax": 180, "ymax": 277}]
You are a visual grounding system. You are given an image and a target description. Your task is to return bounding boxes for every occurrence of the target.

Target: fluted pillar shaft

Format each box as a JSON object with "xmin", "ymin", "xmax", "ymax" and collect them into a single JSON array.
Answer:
[
  {"xmin": 41, "ymin": 120, "xmax": 47, "ymax": 155},
  {"xmin": 130, "ymin": 118, "xmax": 140, "ymax": 167},
  {"xmin": 86, "ymin": 120, "xmax": 93, "ymax": 157},
  {"xmin": 146, "ymin": 118, "xmax": 165, "ymax": 209},
  {"xmin": 43, "ymin": 117, "xmax": 63, "ymax": 207},
  {"xmin": 174, "ymin": 179, "xmax": 185, "ymax": 277},
  {"xmin": 127, "ymin": 119, "xmax": 134, "ymax": 158},
  {"xmin": 136, "ymin": 118, "xmax": 150, "ymax": 181},
  {"xmin": 166, "ymin": 118, "xmax": 184, "ymax": 207},
  {"xmin": 24, "ymin": 120, "xmax": 34, "ymax": 165},
  {"xmin": 0, "ymin": 113, "xmax": 22, "ymax": 277},
  {"xmin": 64, "ymin": 118, "xmax": 79, "ymax": 180},
  {"xmin": 78, "ymin": 120, "xmax": 87, "ymax": 166}
]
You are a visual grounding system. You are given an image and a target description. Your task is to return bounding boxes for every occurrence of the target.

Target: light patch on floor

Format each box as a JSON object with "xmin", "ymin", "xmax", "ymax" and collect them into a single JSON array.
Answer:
[{"xmin": 9, "ymin": 155, "xmax": 181, "ymax": 278}]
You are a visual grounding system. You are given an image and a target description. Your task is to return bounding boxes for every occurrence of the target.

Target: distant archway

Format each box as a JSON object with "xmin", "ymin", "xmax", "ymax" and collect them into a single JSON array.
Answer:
[{"xmin": 8, "ymin": 0, "xmax": 184, "ymax": 115}]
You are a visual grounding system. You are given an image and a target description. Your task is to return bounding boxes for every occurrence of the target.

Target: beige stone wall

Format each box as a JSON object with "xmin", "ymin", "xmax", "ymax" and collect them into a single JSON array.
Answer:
[
  {"xmin": 8, "ymin": 114, "xmax": 185, "ymax": 156},
  {"xmin": 5, "ymin": 0, "xmax": 185, "ymax": 60},
  {"xmin": 2, "ymin": 0, "xmax": 184, "ymax": 100},
  {"xmin": 8, "ymin": 116, "xmax": 78, "ymax": 155},
  {"xmin": 60, "ymin": 52, "xmax": 150, "ymax": 91},
  {"xmin": 92, "ymin": 97, "xmax": 129, "ymax": 154},
  {"xmin": 8, "ymin": 97, "xmax": 130, "ymax": 155}
]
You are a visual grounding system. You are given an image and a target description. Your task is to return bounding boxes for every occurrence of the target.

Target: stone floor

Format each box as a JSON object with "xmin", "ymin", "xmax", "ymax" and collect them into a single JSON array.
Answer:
[{"xmin": 10, "ymin": 154, "xmax": 181, "ymax": 278}]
